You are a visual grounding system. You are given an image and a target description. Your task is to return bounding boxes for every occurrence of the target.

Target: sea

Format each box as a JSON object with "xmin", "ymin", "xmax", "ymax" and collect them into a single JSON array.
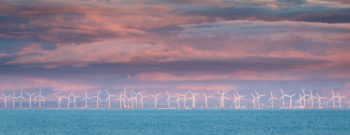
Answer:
[{"xmin": 0, "ymin": 110, "xmax": 349, "ymax": 135}]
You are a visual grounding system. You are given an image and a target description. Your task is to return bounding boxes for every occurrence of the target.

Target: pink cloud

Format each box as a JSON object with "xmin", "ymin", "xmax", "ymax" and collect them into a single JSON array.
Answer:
[
  {"xmin": 0, "ymin": 1, "xmax": 209, "ymax": 43},
  {"xmin": 113, "ymin": 83, "xmax": 238, "ymax": 92},
  {"xmin": 6, "ymin": 40, "xmax": 236, "ymax": 67},
  {"xmin": 177, "ymin": 84, "xmax": 237, "ymax": 91},
  {"xmin": 0, "ymin": 53, "xmax": 8, "ymax": 57},
  {"xmin": 0, "ymin": 77, "xmax": 96, "ymax": 91},
  {"xmin": 130, "ymin": 71, "xmax": 304, "ymax": 81}
]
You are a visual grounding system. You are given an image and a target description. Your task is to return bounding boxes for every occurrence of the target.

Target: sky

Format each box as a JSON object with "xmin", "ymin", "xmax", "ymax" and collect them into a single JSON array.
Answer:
[{"xmin": 0, "ymin": 0, "xmax": 350, "ymax": 99}]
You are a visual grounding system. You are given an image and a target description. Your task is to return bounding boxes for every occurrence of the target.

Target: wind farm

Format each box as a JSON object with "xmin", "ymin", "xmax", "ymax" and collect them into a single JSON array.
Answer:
[
  {"xmin": 0, "ymin": 89, "xmax": 349, "ymax": 110},
  {"xmin": 1, "ymin": 0, "xmax": 350, "ymax": 134}
]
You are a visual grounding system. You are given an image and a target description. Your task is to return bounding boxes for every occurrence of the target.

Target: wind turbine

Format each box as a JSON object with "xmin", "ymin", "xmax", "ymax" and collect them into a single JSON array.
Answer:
[
  {"xmin": 268, "ymin": 91, "xmax": 278, "ymax": 109},
  {"xmin": 69, "ymin": 92, "xmax": 80, "ymax": 109},
  {"xmin": 64, "ymin": 95, "xmax": 71, "ymax": 109},
  {"xmin": 1, "ymin": 92, "xmax": 11, "ymax": 109},
  {"xmin": 315, "ymin": 92, "xmax": 326, "ymax": 109},
  {"xmin": 117, "ymin": 91, "xmax": 124, "ymax": 109},
  {"xmin": 300, "ymin": 89, "xmax": 309, "ymax": 109},
  {"xmin": 285, "ymin": 93, "xmax": 295, "ymax": 109},
  {"xmin": 25, "ymin": 92, "xmax": 36, "ymax": 109},
  {"xmin": 129, "ymin": 92, "xmax": 135, "ymax": 109},
  {"xmin": 16, "ymin": 90, "xmax": 26, "ymax": 109},
  {"xmin": 308, "ymin": 90, "xmax": 316, "ymax": 109},
  {"xmin": 34, "ymin": 90, "xmax": 45, "ymax": 110},
  {"xmin": 123, "ymin": 89, "xmax": 127, "ymax": 109},
  {"xmin": 81, "ymin": 91, "xmax": 91, "ymax": 109},
  {"xmin": 131, "ymin": 91, "xmax": 138, "ymax": 109},
  {"xmin": 254, "ymin": 90, "xmax": 265, "ymax": 109},
  {"xmin": 296, "ymin": 93, "xmax": 303, "ymax": 109},
  {"xmin": 232, "ymin": 92, "xmax": 237, "ymax": 109},
  {"xmin": 251, "ymin": 93, "xmax": 257, "ymax": 109},
  {"xmin": 126, "ymin": 96, "xmax": 134, "ymax": 109},
  {"xmin": 10, "ymin": 91, "xmax": 16, "ymax": 109},
  {"xmin": 234, "ymin": 90, "xmax": 245, "ymax": 109},
  {"xmin": 191, "ymin": 92, "xmax": 199, "ymax": 110},
  {"xmin": 93, "ymin": 90, "xmax": 103, "ymax": 109},
  {"xmin": 329, "ymin": 89, "xmax": 337, "ymax": 109},
  {"xmin": 280, "ymin": 89, "xmax": 286, "ymax": 109},
  {"xmin": 151, "ymin": 93, "xmax": 160, "ymax": 109},
  {"xmin": 203, "ymin": 93, "xmax": 211, "ymax": 109},
  {"xmin": 218, "ymin": 91, "xmax": 229, "ymax": 109},
  {"xmin": 55, "ymin": 94, "xmax": 65, "ymax": 109},
  {"xmin": 165, "ymin": 91, "xmax": 173, "ymax": 109},
  {"xmin": 175, "ymin": 93, "xmax": 181, "ymax": 109},
  {"xmin": 183, "ymin": 91, "xmax": 191, "ymax": 109},
  {"xmin": 138, "ymin": 92, "xmax": 146, "ymax": 110},
  {"xmin": 105, "ymin": 90, "xmax": 115, "ymax": 109},
  {"xmin": 336, "ymin": 93, "xmax": 346, "ymax": 109}
]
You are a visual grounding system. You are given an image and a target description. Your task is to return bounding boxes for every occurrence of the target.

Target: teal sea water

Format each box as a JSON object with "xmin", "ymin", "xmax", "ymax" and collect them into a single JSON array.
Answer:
[{"xmin": 0, "ymin": 110, "xmax": 349, "ymax": 135}]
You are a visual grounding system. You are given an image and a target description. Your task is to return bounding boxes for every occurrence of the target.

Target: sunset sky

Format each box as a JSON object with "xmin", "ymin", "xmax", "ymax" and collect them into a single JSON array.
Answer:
[{"xmin": 0, "ymin": 0, "xmax": 350, "ymax": 97}]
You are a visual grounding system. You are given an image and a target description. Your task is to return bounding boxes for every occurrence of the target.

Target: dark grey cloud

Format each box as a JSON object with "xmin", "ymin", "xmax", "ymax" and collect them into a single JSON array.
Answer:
[
  {"xmin": 1, "ymin": 0, "xmax": 350, "ymax": 45},
  {"xmin": 182, "ymin": 6, "xmax": 350, "ymax": 23},
  {"xmin": 0, "ymin": 57, "xmax": 332, "ymax": 78},
  {"xmin": 276, "ymin": 0, "xmax": 307, "ymax": 5}
]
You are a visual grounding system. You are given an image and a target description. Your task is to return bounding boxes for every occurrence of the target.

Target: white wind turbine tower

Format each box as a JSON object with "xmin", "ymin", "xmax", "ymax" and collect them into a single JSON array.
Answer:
[
  {"xmin": 280, "ymin": 89, "xmax": 287, "ymax": 109},
  {"xmin": 1, "ymin": 92, "xmax": 11, "ymax": 109},
  {"xmin": 254, "ymin": 90, "xmax": 265, "ymax": 109},
  {"xmin": 135, "ymin": 91, "xmax": 140, "ymax": 110},
  {"xmin": 81, "ymin": 91, "xmax": 91, "ymax": 109},
  {"xmin": 129, "ymin": 91, "xmax": 134, "ymax": 109},
  {"xmin": 34, "ymin": 90, "xmax": 45, "ymax": 110},
  {"xmin": 16, "ymin": 90, "xmax": 26, "ymax": 109},
  {"xmin": 329, "ymin": 89, "xmax": 337, "ymax": 109},
  {"xmin": 131, "ymin": 91, "xmax": 138, "ymax": 109},
  {"xmin": 55, "ymin": 94, "xmax": 65, "ymax": 109},
  {"xmin": 64, "ymin": 95, "xmax": 71, "ymax": 109},
  {"xmin": 300, "ymin": 89, "xmax": 309, "ymax": 109},
  {"xmin": 175, "ymin": 93, "xmax": 181, "ymax": 109},
  {"xmin": 69, "ymin": 92, "xmax": 80, "ymax": 109},
  {"xmin": 268, "ymin": 91, "xmax": 278, "ymax": 109},
  {"xmin": 128, "ymin": 93, "xmax": 136, "ymax": 109},
  {"xmin": 191, "ymin": 92, "xmax": 199, "ymax": 110},
  {"xmin": 234, "ymin": 90, "xmax": 244, "ymax": 109},
  {"xmin": 138, "ymin": 92, "xmax": 146, "ymax": 110},
  {"xmin": 183, "ymin": 91, "xmax": 191, "ymax": 109},
  {"xmin": 151, "ymin": 93, "xmax": 160, "ymax": 109},
  {"xmin": 25, "ymin": 92, "xmax": 36, "ymax": 109},
  {"xmin": 316, "ymin": 92, "xmax": 326, "ymax": 109},
  {"xmin": 165, "ymin": 91, "xmax": 173, "ymax": 109},
  {"xmin": 218, "ymin": 91, "xmax": 229, "ymax": 109},
  {"xmin": 308, "ymin": 90, "xmax": 316, "ymax": 109},
  {"xmin": 105, "ymin": 90, "xmax": 115, "ymax": 109},
  {"xmin": 117, "ymin": 91, "xmax": 124, "ymax": 109},
  {"xmin": 296, "ymin": 93, "xmax": 303, "ymax": 109},
  {"xmin": 251, "ymin": 93, "xmax": 257, "ymax": 109},
  {"xmin": 336, "ymin": 93, "xmax": 346, "ymax": 109},
  {"xmin": 285, "ymin": 92, "xmax": 295, "ymax": 109},
  {"xmin": 10, "ymin": 91, "xmax": 16, "ymax": 109},
  {"xmin": 127, "ymin": 96, "xmax": 134, "ymax": 109},
  {"xmin": 182, "ymin": 93, "xmax": 187, "ymax": 109},
  {"xmin": 93, "ymin": 90, "xmax": 103, "ymax": 109},
  {"xmin": 123, "ymin": 89, "xmax": 127, "ymax": 109},
  {"xmin": 203, "ymin": 93, "xmax": 211, "ymax": 109},
  {"xmin": 232, "ymin": 92, "xmax": 237, "ymax": 109}
]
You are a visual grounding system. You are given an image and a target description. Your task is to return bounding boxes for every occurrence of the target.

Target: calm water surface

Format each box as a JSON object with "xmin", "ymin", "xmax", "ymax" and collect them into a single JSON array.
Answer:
[{"xmin": 0, "ymin": 110, "xmax": 349, "ymax": 135}]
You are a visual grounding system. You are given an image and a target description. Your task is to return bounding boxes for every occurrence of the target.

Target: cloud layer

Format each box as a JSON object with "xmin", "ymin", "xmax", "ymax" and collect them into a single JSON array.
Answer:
[{"xmin": 0, "ymin": 0, "xmax": 349, "ymax": 94}]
